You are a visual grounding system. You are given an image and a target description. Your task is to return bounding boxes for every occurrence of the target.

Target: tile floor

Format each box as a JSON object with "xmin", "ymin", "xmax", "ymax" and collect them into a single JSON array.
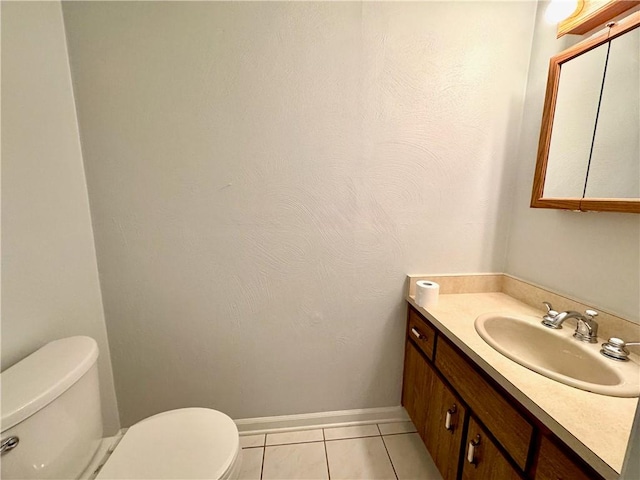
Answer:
[{"xmin": 237, "ymin": 421, "xmax": 443, "ymax": 480}]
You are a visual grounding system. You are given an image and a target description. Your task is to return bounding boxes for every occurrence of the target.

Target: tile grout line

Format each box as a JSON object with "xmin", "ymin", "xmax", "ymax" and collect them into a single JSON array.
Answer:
[
  {"xmin": 324, "ymin": 435, "xmax": 380, "ymax": 442},
  {"xmin": 250, "ymin": 425, "xmax": 415, "ymax": 444},
  {"xmin": 323, "ymin": 424, "xmax": 382, "ymax": 442},
  {"xmin": 259, "ymin": 438, "xmax": 266, "ymax": 480},
  {"xmin": 265, "ymin": 439, "xmax": 325, "ymax": 447},
  {"xmin": 378, "ymin": 430, "xmax": 418, "ymax": 437},
  {"xmin": 322, "ymin": 428, "xmax": 331, "ymax": 480},
  {"xmin": 378, "ymin": 424, "xmax": 399, "ymax": 480}
]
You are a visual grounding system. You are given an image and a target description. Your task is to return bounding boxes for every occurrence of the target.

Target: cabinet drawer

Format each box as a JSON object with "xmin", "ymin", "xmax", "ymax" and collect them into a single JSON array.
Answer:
[
  {"xmin": 407, "ymin": 307, "xmax": 436, "ymax": 360},
  {"xmin": 535, "ymin": 436, "xmax": 600, "ymax": 480},
  {"xmin": 435, "ymin": 338, "xmax": 533, "ymax": 470}
]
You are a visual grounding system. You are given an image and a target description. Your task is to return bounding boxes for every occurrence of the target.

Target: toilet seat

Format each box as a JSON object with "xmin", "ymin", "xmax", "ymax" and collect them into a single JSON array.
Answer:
[{"xmin": 96, "ymin": 408, "xmax": 240, "ymax": 480}]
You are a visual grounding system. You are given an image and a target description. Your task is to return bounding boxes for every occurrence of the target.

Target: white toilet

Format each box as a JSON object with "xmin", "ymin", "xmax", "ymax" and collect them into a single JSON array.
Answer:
[{"xmin": 1, "ymin": 336, "xmax": 242, "ymax": 479}]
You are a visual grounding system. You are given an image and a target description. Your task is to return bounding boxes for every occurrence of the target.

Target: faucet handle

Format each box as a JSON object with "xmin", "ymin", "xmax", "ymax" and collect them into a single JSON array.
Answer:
[
  {"xmin": 542, "ymin": 302, "xmax": 559, "ymax": 323},
  {"xmin": 542, "ymin": 302, "xmax": 558, "ymax": 317},
  {"xmin": 541, "ymin": 302, "xmax": 562, "ymax": 329},
  {"xmin": 600, "ymin": 337, "xmax": 640, "ymax": 361},
  {"xmin": 585, "ymin": 309, "xmax": 598, "ymax": 320}
]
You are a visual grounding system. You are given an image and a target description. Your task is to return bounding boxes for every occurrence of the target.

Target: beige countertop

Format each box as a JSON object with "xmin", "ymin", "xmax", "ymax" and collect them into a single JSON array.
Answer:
[{"xmin": 406, "ymin": 291, "xmax": 638, "ymax": 479}]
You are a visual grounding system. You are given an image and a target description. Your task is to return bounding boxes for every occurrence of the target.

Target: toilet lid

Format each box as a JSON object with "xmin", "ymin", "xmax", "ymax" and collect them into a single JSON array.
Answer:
[{"xmin": 96, "ymin": 408, "xmax": 239, "ymax": 479}]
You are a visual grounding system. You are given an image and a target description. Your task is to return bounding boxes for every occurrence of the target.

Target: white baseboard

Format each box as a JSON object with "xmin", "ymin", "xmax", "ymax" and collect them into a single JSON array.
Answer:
[{"xmin": 234, "ymin": 406, "xmax": 409, "ymax": 435}]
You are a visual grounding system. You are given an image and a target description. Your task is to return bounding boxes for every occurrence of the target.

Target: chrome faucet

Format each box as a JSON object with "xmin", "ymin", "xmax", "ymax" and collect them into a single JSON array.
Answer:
[{"xmin": 540, "ymin": 302, "xmax": 599, "ymax": 343}]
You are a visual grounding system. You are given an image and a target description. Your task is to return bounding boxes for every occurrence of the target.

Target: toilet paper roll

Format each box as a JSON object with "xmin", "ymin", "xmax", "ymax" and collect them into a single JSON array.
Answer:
[{"xmin": 415, "ymin": 280, "xmax": 440, "ymax": 309}]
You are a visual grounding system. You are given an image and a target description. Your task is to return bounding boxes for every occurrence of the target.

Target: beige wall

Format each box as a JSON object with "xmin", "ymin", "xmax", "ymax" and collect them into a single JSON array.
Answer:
[
  {"xmin": 1, "ymin": 1, "xmax": 120, "ymax": 434},
  {"xmin": 62, "ymin": 1, "xmax": 536, "ymax": 426},
  {"xmin": 505, "ymin": 2, "xmax": 640, "ymax": 324}
]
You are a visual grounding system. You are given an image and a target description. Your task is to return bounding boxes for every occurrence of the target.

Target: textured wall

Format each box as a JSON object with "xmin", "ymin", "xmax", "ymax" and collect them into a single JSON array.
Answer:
[
  {"xmin": 505, "ymin": 3, "xmax": 640, "ymax": 323},
  {"xmin": 1, "ymin": 1, "xmax": 120, "ymax": 434},
  {"xmin": 62, "ymin": 1, "xmax": 536, "ymax": 426}
]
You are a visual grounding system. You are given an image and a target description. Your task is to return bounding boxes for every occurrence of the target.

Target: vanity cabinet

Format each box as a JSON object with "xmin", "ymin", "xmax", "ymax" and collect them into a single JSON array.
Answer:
[{"xmin": 402, "ymin": 305, "xmax": 604, "ymax": 480}]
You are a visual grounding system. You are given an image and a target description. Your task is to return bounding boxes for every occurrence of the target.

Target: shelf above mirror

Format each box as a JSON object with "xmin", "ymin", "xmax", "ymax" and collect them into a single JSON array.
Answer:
[{"xmin": 558, "ymin": 0, "xmax": 640, "ymax": 38}]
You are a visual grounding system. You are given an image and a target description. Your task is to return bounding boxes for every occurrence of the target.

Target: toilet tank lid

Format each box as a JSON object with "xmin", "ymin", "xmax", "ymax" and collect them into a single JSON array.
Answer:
[{"xmin": 1, "ymin": 336, "xmax": 99, "ymax": 432}]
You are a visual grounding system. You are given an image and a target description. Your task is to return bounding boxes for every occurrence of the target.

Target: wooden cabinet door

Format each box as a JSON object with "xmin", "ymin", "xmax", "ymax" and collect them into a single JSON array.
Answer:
[
  {"xmin": 423, "ymin": 373, "xmax": 466, "ymax": 480},
  {"xmin": 534, "ymin": 436, "xmax": 598, "ymax": 480},
  {"xmin": 402, "ymin": 339, "xmax": 432, "ymax": 437},
  {"xmin": 461, "ymin": 417, "xmax": 521, "ymax": 480},
  {"xmin": 436, "ymin": 338, "xmax": 532, "ymax": 470}
]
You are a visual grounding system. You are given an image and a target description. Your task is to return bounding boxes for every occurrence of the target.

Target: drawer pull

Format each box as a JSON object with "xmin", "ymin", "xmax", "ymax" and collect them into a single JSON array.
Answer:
[
  {"xmin": 445, "ymin": 404, "xmax": 457, "ymax": 431},
  {"xmin": 467, "ymin": 434, "xmax": 481, "ymax": 465},
  {"xmin": 411, "ymin": 328, "xmax": 426, "ymax": 340}
]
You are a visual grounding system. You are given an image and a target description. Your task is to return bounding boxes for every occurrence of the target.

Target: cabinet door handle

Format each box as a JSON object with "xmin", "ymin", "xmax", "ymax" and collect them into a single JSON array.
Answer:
[
  {"xmin": 467, "ymin": 434, "xmax": 481, "ymax": 465},
  {"xmin": 411, "ymin": 328, "xmax": 426, "ymax": 340},
  {"xmin": 445, "ymin": 404, "xmax": 457, "ymax": 431}
]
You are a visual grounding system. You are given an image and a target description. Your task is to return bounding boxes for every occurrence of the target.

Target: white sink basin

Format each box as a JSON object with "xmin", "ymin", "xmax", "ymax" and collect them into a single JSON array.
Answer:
[{"xmin": 475, "ymin": 313, "xmax": 640, "ymax": 397}]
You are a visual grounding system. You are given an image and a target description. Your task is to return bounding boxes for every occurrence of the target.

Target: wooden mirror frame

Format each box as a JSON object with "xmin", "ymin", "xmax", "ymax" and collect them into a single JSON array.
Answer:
[{"xmin": 531, "ymin": 11, "xmax": 640, "ymax": 214}]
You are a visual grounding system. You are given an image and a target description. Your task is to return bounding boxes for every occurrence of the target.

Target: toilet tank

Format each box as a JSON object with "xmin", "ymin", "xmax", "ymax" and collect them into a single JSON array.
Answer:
[{"xmin": 1, "ymin": 336, "xmax": 103, "ymax": 480}]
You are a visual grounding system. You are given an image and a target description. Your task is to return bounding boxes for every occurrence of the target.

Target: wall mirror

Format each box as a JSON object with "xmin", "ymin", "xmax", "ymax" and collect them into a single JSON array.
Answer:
[{"xmin": 531, "ymin": 11, "xmax": 640, "ymax": 213}]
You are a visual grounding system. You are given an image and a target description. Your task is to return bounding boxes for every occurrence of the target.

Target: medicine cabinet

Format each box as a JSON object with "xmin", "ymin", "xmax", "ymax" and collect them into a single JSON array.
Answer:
[{"xmin": 531, "ymin": 12, "xmax": 640, "ymax": 213}]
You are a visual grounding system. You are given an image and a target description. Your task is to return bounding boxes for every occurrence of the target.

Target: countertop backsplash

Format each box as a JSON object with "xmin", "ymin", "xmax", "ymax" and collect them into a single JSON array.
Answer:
[{"xmin": 406, "ymin": 273, "xmax": 640, "ymax": 355}]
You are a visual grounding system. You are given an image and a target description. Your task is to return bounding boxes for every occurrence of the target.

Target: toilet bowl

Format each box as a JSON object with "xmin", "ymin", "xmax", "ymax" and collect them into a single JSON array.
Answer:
[{"xmin": 0, "ymin": 337, "xmax": 241, "ymax": 480}]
